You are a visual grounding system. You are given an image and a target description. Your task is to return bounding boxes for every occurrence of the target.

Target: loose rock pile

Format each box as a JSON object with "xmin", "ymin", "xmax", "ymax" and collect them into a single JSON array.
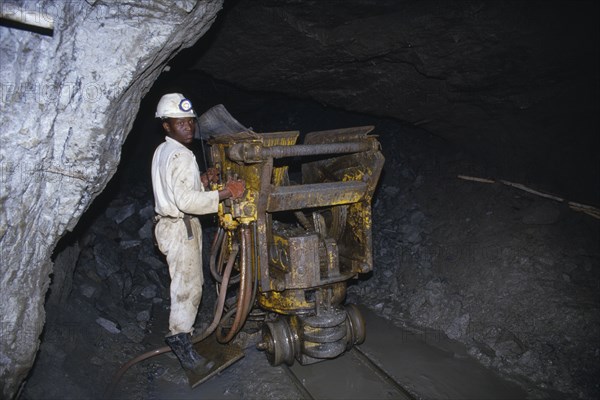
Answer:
[
  {"xmin": 72, "ymin": 187, "xmax": 168, "ymax": 343},
  {"xmin": 348, "ymin": 123, "xmax": 599, "ymax": 399}
]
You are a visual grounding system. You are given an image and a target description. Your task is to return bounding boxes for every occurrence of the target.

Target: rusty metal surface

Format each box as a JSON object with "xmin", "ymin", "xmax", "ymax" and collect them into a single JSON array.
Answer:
[
  {"xmin": 258, "ymin": 289, "xmax": 315, "ymax": 314},
  {"xmin": 300, "ymin": 147, "xmax": 384, "ymax": 276},
  {"xmin": 198, "ymin": 104, "xmax": 250, "ymax": 139},
  {"xmin": 267, "ymin": 181, "xmax": 367, "ymax": 212},
  {"xmin": 209, "ymin": 125, "xmax": 384, "ymax": 365},
  {"xmin": 303, "ymin": 126, "xmax": 375, "ymax": 144},
  {"xmin": 227, "ymin": 141, "xmax": 374, "ymax": 163},
  {"xmin": 256, "ymin": 158, "xmax": 275, "ymax": 292},
  {"xmin": 279, "ymin": 233, "xmax": 320, "ymax": 289},
  {"xmin": 185, "ymin": 333, "xmax": 244, "ymax": 389},
  {"xmin": 211, "ymin": 127, "xmax": 383, "ymax": 296},
  {"xmin": 260, "ymin": 319, "xmax": 299, "ymax": 366},
  {"xmin": 299, "ymin": 307, "xmax": 349, "ymax": 361}
]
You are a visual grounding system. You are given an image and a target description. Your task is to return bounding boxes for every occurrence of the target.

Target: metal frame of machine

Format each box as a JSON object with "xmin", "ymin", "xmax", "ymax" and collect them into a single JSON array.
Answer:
[{"xmin": 207, "ymin": 125, "xmax": 384, "ymax": 366}]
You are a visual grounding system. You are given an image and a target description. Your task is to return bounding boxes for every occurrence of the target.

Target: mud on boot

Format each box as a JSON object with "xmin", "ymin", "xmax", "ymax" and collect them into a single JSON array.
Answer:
[{"xmin": 165, "ymin": 332, "xmax": 215, "ymax": 374}]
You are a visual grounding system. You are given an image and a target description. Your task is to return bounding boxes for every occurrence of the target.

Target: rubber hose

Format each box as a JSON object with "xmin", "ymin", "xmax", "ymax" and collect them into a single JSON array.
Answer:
[
  {"xmin": 211, "ymin": 228, "xmax": 241, "ymax": 285},
  {"xmin": 209, "ymin": 227, "xmax": 224, "ymax": 281},
  {"xmin": 216, "ymin": 226, "xmax": 253, "ymax": 343},
  {"xmin": 236, "ymin": 227, "xmax": 254, "ymax": 327}
]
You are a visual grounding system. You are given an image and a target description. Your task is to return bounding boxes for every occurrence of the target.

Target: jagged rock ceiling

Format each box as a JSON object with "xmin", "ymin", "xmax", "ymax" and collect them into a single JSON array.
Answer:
[{"xmin": 193, "ymin": 0, "xmax": 599, "ymax": 203}]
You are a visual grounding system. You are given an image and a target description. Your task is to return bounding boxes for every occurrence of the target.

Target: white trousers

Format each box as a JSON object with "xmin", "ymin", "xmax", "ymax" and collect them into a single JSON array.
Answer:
[{"xmin": 155, "ymin": 217, "xmax": 204, "ymax": 336}]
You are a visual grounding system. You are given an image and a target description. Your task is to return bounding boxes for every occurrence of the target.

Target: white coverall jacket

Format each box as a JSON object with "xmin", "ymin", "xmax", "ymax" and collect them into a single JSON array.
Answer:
[{"xmin": 151, "ymin": 136, "xmax": 219, "ymax": 335}]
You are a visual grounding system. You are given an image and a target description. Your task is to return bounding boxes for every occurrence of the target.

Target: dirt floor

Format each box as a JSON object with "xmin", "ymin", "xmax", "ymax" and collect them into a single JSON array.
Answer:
[{"xmin": 19, "ymin": 95, "xmax": 599, "ymax": 400}]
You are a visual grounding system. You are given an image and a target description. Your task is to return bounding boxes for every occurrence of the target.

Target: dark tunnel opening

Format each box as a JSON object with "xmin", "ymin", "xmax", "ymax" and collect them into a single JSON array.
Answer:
[{"xmin": 21, "ymin": 2, "xmax": 600, "ymax": 399}]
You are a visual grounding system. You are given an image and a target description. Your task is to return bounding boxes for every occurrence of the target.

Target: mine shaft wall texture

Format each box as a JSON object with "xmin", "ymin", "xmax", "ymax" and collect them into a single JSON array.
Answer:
[
  {"xmin": 195, "ymin": 0, "xmax": 599, "ymax": 203},
  {"xmin": 0, "ymin": 1, "xmax": 223, "ymax": 397}
]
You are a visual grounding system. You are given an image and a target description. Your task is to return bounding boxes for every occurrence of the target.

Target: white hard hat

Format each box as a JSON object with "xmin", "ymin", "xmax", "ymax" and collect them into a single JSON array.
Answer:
[{"xmin": 155, "ymin": 93, "xmax": 196, "ymax": 119}]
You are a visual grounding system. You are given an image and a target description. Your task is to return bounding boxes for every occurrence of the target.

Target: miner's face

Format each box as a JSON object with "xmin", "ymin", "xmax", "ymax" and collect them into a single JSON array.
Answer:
[{"xmin": 162, "ymin": 117, "xmax": 195, "ymax": 145}]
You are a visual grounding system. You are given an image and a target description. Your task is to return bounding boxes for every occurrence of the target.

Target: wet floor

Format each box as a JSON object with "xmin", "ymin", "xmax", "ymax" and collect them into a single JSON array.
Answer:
[
  {"xmin": 356, "ymin": 307, "xmax": 525, "ymax": 399},
  {"xmin": 144, "ymin": 306, "xmax": 526, "ymax": 400},
  {"xmin": 287, "ymin": 347, "xmax": 412, "ymax": 399}
]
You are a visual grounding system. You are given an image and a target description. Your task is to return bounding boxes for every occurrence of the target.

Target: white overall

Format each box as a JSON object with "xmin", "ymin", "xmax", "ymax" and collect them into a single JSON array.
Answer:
[{"xmin": 151, "ymin": 136, "xmax": 219, "ymax": 335}]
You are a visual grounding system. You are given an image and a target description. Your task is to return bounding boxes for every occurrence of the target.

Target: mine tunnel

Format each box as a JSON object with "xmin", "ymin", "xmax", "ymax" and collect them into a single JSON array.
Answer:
[{"xmin": 1, "ymin": 1, "xmax": 599, "ymax": 399}]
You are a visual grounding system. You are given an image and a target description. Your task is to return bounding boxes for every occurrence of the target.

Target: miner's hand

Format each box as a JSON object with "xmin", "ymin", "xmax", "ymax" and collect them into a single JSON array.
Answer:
[
  {"xmin": 201, "ymin": 168, "xmax": 220, "ymax": 188},
  {"xmin": 206, "ymin": 167, "xmax": 219, "ymax": 184},
  {"xmin": 225, "ymin": 178, "xmax": 246, "ymax": 199}
]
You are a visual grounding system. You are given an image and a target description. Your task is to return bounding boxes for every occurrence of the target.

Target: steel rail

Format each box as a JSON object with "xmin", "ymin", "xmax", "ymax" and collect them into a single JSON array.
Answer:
[
  {"xmin": 279, "ymin": 346, "xmax": 416, "ymax": 400},
  {"xmin": 281, "ymin": 364, "xmax": 316, "ymax": 400},
  {"xmin": 351, "ymin": 347, "xmax": 417, "ymax": 400}
]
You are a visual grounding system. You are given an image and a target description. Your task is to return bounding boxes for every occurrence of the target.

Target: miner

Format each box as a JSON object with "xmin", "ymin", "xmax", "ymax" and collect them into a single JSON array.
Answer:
[{"xmin": 151, "ymin": 93, "xmax": 245, "ymax": 374}]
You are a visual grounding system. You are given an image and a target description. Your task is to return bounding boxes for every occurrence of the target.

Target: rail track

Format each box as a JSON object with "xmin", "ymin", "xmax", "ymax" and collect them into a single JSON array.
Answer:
[
  {"xmin": 283, "ymin": 346, "xmax": 415, "ymax": 400},
  {"xmin": 149, "ymin": 307, "xmax": 527, "ymax": 400}
]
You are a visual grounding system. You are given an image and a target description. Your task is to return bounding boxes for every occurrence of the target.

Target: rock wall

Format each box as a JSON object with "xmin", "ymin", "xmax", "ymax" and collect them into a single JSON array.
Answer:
[{"xmin": 0, "ymin": 1, "xmax": 223, "ymax": 397}]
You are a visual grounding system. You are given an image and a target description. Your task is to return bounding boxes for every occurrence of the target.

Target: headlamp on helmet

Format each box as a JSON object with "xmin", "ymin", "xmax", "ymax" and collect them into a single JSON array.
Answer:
[{"xmin": 155, "ymin": 93, "xmax": 196, "ymax": 119}]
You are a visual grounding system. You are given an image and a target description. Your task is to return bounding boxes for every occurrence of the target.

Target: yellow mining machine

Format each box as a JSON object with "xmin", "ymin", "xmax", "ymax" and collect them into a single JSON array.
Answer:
[
  {"xmin": 201, "ymin": 105, "xmax": 384, "ymax": 367},
  {"xmin": 107, "ymin": 106, "xmax": 385, "ymax": 394}
]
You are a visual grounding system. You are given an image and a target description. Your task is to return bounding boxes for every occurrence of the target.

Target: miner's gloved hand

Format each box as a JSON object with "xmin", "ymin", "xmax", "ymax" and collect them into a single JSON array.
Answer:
[
  {"xmin": 201, "ymin": 168, "xmax": 220, "ymax": 188},
  {"xmin": 225, "ymin": 178, "xmax": 246, "ymax": 200},
  {"xmin": 206, "ymin": 168, "xmax": 220, "ymax": 184}
]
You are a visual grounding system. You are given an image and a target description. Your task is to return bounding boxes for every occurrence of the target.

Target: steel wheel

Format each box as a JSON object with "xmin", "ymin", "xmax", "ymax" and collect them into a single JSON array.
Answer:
[
  {"xmin": 345, "ymin": 304, "xmax": 366, "ymax": 348},
  {"xmin": 258, "ymin": 319, "xmax": 296, "ymax": 366}
]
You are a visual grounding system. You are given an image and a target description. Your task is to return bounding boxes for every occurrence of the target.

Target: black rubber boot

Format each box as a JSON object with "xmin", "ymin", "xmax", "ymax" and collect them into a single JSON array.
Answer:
[{"xmin": 165, "ymin": 333, "xmax": 215, "ymax": 373}]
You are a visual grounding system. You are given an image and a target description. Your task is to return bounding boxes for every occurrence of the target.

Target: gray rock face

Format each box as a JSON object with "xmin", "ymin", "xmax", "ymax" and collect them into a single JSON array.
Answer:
[{"xmin": 0, "ymin": 1, "xmax": 223, "ymax": 397}]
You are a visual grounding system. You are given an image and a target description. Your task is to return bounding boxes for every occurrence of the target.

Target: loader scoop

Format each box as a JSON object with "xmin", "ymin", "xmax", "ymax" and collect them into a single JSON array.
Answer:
[{"xmin": 198, "ymin": 104, "xmax": 251, "ymax": 139}]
